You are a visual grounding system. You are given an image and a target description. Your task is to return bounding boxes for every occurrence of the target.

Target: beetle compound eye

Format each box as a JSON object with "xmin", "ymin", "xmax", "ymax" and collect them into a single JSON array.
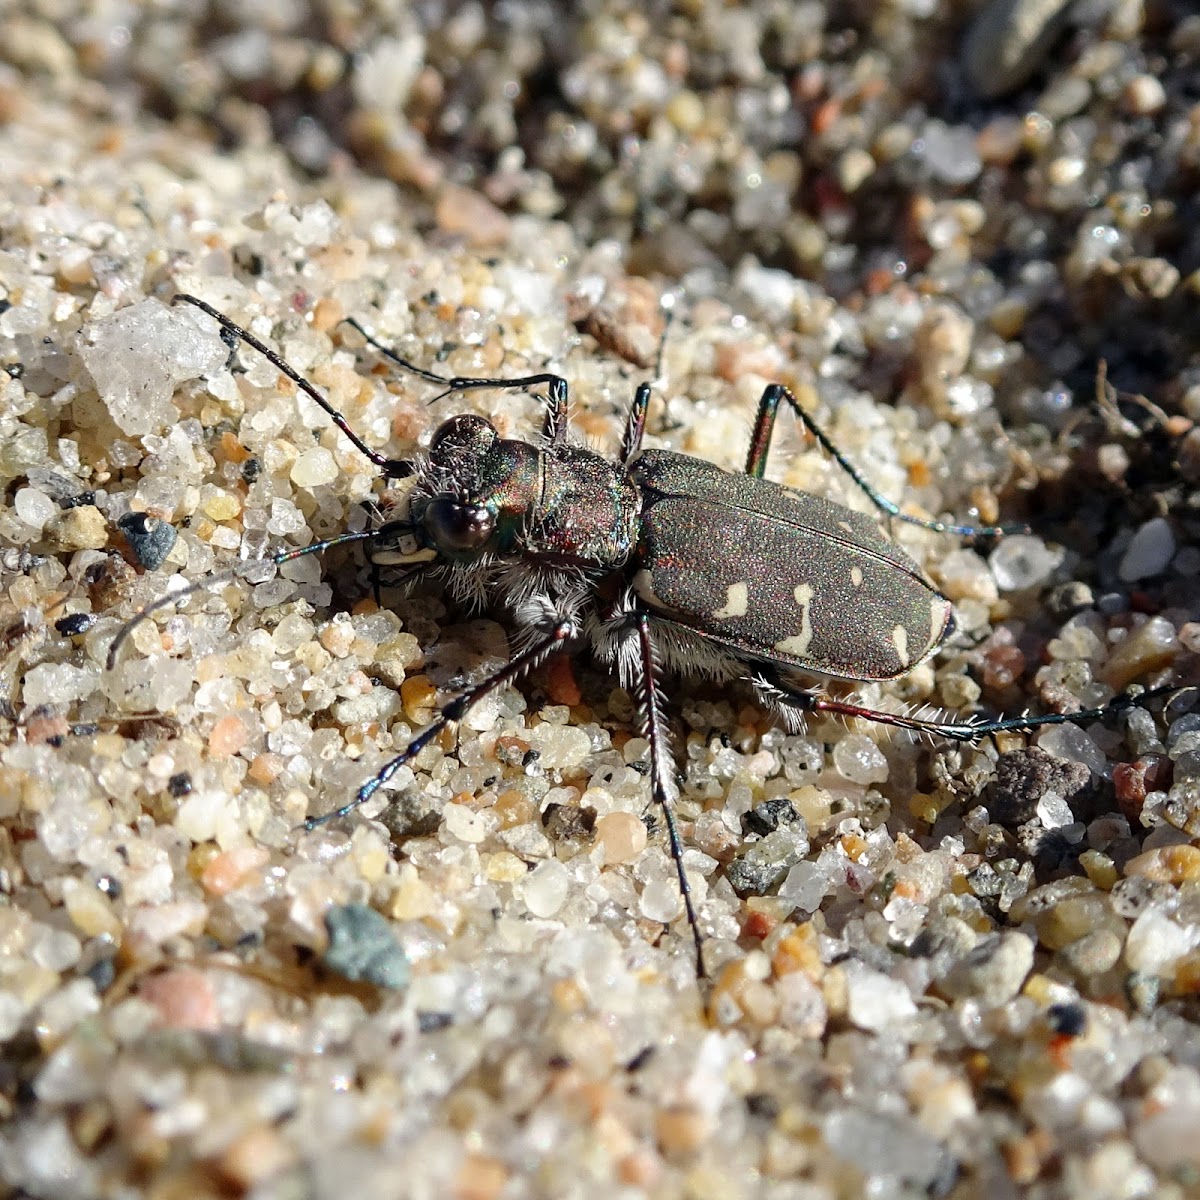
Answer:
[{"xmin": 423, "ymin": 497, "xmax": 495, "ymax": 554}]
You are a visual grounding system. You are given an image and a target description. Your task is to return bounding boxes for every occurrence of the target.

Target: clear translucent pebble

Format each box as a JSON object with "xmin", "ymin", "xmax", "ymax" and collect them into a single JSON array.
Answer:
[
  {"xmin": 31, "ymin": 928, "xmax": 81, "ymax": 971},
  {"xmin": 1036, "ymin": 792, "xmax": 1074, "ymax": 829},
  {"xmin": 842, "ymin": 960, "xmax": 918, "ymax": 1031},
  {"xmin": 832, "ymin": 734, "xmax": 888, "ymax": 784},
  {"xmin": 1036, "ymin": 723, "xmax": 1107, "ymax": 776},
  {"xmin": 528, "ymin": 724, "xmax": 592, "ymax": 769},
  {"xmin": 778, "ymin": 860, "xmax": 830, "ymax": 912},
  {"xmin": 989, "ymin": 535, "xmax": 1061, "ymax": 591},
  {"xmin": 1171, "ymin": 745, "xmax": 1200, "ymax": 772},
  {"xmin": 0, "ymin": 992, "xmax": 23, "ymax": 1040},
  {"xmin": 1135, "ymin": 1069, "xmax": 1200, "ymax": 1171},
  {"xmin": 1166, "ymin": 714, "xmax": 1200, "ymax": 754},
  {"xmin": 38, "ymin": 802, "xmax": 95, "ymax": 861},
  {"xmin": 1124, "ymin": 910, "xmax": 1200, "ymax": 975},
  {"xmin": 639, "ymin": 877, "xmax": 683, "ymax": 923},
  {"xmin": 781, "ymin": 737, "xmax": 824, "ymax": 784},
  {"xmin": 918, "ymin": 119, "xmax": 982, "ymax": 184},
  {"xmin": 22, "ymin": 663, "xmax": 98, "ymax": 708},
  {"xmin": 290, "ymin": 448, "xmax": 338, "ymax": 488},
  {"xmin": 824, "ymin": 1108, "xmax": 943, "ymax": 1185},
  {"xmin": 935, "ymin": 548, "xmax": 997, "ymax": 603},
  {"xmin": 522, "ymin": 859, "xmax": 570, "ymax": 918},
  {"xmin": 14, "ymin": 487, "xmax": 54, "ymax": 530},
  {"xmin": 442, "ymin": 803, "xmax": 489, "ymax": 845},
  {"xmin": 78, "ymin": 298, "xmax": 227, "ymax": 437},
  {"xmin": 267, "ymin": 498, "xmax": 306, "ymax": 535},
  {"xmin": 7, "ymin": 1117, "xmax": 97, "ymax": 1197}
]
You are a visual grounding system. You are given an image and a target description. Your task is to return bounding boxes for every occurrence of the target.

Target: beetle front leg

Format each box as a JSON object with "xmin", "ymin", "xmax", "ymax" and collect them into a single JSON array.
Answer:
[
  {"xmin": 303, "ymin": 618, "xmax": 577, "ymax": 828},
  {"xmin": 174, "ymin": 294, "xmax": 415, "ymax": 476},
  {"xmin": 743, "ymin": 384, "xmax": 787, "ymax": 480},
  {"xmin": 630, "ymin": 612, "xmax": 707, "ymax": 977},
  {"xmin": 745, "ymin": 384, "xmax": 1024, "ymax": 537}
]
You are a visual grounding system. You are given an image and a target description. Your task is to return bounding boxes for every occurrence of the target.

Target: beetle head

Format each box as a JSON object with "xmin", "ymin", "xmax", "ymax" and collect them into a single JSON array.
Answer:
[{"xmin": 373, "ymin": 414, "xmax": 540, "ymax": 566}]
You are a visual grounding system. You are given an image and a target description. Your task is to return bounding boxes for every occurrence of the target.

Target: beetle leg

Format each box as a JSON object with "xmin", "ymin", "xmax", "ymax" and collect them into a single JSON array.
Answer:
[
  {"xmin": 620, "ymin": 293, "xmax": 679, "ymax": 458},
  {"xmin": 744, "ymin": 384, "xmax": 1026, "ymax": 538},
  {"xmin": 620, "ymin": 382, "xmax": 653, "ymax": 461},
  {"xmin": 751, "ymin": 669, "xmax": 1177, "ymax": 743},
  {"xmin": 631, "ymin": 613, "xmax": 707, "ymax": 977},
  {"xmin": 343, "ymin": 316, "xmax": 571, "ymax": 443},
  {"xmin": 304, "ymin": 618, "xmax": 579, "ymax": 829}
]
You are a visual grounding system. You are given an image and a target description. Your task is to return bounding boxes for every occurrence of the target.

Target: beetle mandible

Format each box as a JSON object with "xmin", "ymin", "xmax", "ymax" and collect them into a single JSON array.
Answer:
[{"xmin": 110, "ymin": 292, "xmax": 1166, "ymax": 976}]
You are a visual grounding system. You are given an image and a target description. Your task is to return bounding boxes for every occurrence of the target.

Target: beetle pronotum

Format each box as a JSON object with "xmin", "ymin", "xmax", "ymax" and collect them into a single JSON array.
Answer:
[{"xmin": 109, "ymin": 292, "xmax": 1171, "ymax": 976}]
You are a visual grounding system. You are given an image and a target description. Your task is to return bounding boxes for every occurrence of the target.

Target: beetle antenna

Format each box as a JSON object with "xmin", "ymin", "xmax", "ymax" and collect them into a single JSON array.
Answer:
[
  {"xmin": 173, "ymin": 294, "xmax": 413, "ymax": 477},
  {"xmin": 745, "ymin": 384, "xmax": 1029, "ymax": 539},
  {"xmin": 344, "ymin": 316, "xmax": 572, "ymax": 409}
]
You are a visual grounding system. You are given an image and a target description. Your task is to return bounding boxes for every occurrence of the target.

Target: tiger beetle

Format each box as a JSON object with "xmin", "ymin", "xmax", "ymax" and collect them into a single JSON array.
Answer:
[{"xmin": 108, "ymin": 291, "xmax": 1172, "ymax": 978}]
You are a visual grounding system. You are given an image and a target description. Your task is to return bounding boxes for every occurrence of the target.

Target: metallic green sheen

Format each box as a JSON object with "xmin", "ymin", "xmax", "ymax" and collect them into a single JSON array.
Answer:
[
  {"xmin": 481, "ymin": 440, "xmax": 541, "ymax": 554},
  {"xmin": 525, "ymin": 446, "xmax": 640, "ymax": 568}
]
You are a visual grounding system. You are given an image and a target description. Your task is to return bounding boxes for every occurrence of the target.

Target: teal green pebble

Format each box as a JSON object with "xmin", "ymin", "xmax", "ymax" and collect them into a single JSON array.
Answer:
[{"xmin": 323, "ymin": 904, "xmax": 410, "ymax": 991}]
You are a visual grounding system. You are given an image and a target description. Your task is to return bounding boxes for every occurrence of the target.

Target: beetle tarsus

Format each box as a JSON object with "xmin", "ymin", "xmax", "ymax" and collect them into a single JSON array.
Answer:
[{"xmin": 787, "ymin": 682, "xmax": 1178, "ymax": 743}]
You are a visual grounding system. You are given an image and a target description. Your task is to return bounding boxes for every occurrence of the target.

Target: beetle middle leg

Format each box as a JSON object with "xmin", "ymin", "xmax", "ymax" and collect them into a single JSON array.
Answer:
[
  {"xmin": 630, "ymin": 612, "xmax": 707, "ymax": 976},
  {"xmin": 744, "ymin": 384, "xmax": 1024, "ymax": 538},
  {"xmin": 618, "ymin": 296, "xmax": 675, "ymax": 459},
  {"xmin": 620, "ymin": 382, "xmax": 653, "ymax": 461}
]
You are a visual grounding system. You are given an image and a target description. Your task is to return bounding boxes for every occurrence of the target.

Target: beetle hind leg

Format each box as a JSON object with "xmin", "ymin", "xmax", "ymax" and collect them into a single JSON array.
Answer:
[{"xmin": 750, "ymin": 669, "xmax": 1177, "ymax": 744}]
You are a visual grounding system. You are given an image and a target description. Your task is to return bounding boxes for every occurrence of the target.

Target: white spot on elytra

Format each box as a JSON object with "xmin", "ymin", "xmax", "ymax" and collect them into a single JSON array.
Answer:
[
  {"xmin": 775, "ymin": 583, "xmax": 815, "ymax": 658},
  {"xmin": 850, "ymin": 566, "xmax": 864, "ymax": 587},
  {"xmin": 932, "ymin": 596, "xmax": 952, "ymax": 642},
  {"xmin": 712, "ymin": 581, "xmax": 749, "ymax": 619},
  {"xmin": 892, "ymin": 624, "xmax": 910, "ymax": 667}
]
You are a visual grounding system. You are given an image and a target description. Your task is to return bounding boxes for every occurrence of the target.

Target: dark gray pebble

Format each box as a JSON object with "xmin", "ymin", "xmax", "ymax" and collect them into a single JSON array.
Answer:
[
  {"xmin": 964, "ymin": 0, "xmax": 1076, "ymax": 98},
  {"xmin": 117, "ymin": 511, "xmax": 177, "ymax": 569}
]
